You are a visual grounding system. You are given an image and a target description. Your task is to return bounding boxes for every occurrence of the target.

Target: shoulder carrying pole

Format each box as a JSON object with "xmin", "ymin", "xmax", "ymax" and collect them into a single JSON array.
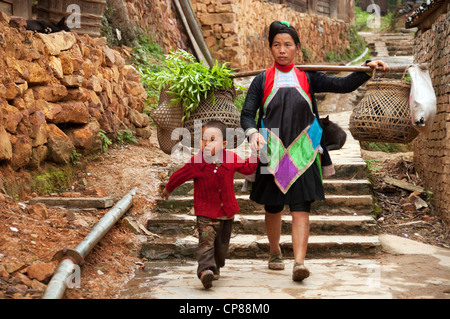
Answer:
[{"xmin": 230, "ymin": 64, "xmax": 420, "ymax": 79}]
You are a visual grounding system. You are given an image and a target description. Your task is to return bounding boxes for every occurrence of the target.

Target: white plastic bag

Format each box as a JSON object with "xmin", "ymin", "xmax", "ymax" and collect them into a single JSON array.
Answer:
[{"xmin": 408, "ymin": 64, "xmax": 437, "ymax": 134}]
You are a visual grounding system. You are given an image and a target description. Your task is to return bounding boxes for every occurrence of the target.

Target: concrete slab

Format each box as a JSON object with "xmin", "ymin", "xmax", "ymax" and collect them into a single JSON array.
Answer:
[{"xmin": 120, "ymin": 253, "xmax": 450, "ymax": 299}]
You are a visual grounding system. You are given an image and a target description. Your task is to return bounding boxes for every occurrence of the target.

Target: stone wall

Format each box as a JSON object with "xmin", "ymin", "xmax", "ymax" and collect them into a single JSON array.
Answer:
[
  {"xmin": 191, "ymin": 0, "xmax": 351, "ymax": 71},
  {"xmin": 123, "ymin": 0, "xmax": 188, "ymax": 53},
  {"xmin": 412, "ymin": 4, "xmax": 450, "ymax": 225},
  {"xmin": 0, "ymin": 13, "xmax": 149, "ymax": 172}
]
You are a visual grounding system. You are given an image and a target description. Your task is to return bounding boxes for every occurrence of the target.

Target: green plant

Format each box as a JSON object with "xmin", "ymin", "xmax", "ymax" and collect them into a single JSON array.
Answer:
[
  {"xmin": 365, "ymin": 158, "xmax": 383, "ymax": 173},
  {"xmin": 382, "ymin": 11, "xmax": 398, "ymax": 32},
  {"xmin": 233, "ymin": 84, "xmax": 249, "ymax": 112},
  {"xmin": 354, "ymin": 5, "xmax": 372, "ymax": 31},
  {"xmin": 70, "ymin": 150, "xmax": 82, "ymax": 165},
  {"xmin": 130, "ymin": 32, "xmax": 166, "ymax": 112},
  {"xmin": 149, "ymin": 50, "xmax": 234, "ymax": 121},
  {"xmin": 32, "ymin": 167, "xmax": 74, "ymax": 195},
  {"xmin": 116, "ymin": 129, "xmax": 137, "ymax": 145},
  {"xmin": 99, "ymin": 129, "xmax": 112, "ymax": 153}
]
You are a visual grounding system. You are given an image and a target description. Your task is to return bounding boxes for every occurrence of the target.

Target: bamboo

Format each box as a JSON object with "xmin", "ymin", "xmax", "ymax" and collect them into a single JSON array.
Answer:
[{"xmin": 178, "ymin": 0, "xmax": 214, "ymax": 67}]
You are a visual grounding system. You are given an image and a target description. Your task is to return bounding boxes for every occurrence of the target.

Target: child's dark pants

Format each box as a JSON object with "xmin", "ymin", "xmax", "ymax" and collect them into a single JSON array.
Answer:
[{"xmin": 196, "ymin": 216, "xmax": 232, "ymax": 278}]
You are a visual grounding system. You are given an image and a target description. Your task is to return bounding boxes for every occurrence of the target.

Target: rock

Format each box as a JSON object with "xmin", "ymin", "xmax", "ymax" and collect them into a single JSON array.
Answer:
[
  {"xmin": 46, "ymin": 124, "xmax": 75, "ymax": 164},
  {"xmin": 6, "ymin": 284, "xmax": 28, "ymax": 297},
  {"xmin": 59, "ymin": 51, "xmax": 74, "ymax": 75},
  {"xmin": 48, "ymin": 56, "xmax": 64, "ymax": 79},
  {"xmin": 43, "ymin": 101, "xmax": 89, "ymax": 124},
  {"xmin": 1, "ymin": 101, "xmax": 23, "ymax": 134},
  {"xmin": 10, "ymin": 132, "xmax": 32, "ymax": 170},
  {"xmin": 0, "ymin": 264, "xmax": 9, "ymax": 278},
  {"xmin": 30, "ymin": 279, "xmax": 47, "ymax": 292},
  {"xmin": 126, "ymin": 81, "xmax": 147, "ymax": 99},
  {"xmin": 0, "ymin": 11, "xmax": 10, "ymax": 25},
  {"xmin": 18, "ymin": 61, "xmax": 51, "ymax": 85},
  {"xmin": 0, "ymin": 22, "xmax": 150, "ymax": 171},
  {"xmin": 135, "ymin": 127, "xmax": 152, "ymax": 139},
  {"xmin": 9, "ymin": 16, "xmax": 26, "ymax": 29},
  {"xmin": 29, "ymin": 110, "xmax": 48, "ymax": 146},
  {"xmin": 128, "ymin": 108, "xmax": 149, "ymax": 128},
  {"xmin": 84, "ymin": 187, "xmax": 107, "ymax": 198},
  {"xmin": 87, "ymin": 76, "xmax": 103, "ymax": 93},
  {"xmin": 63, "ymin": 87, "xmax": 90, "ymax": 103},
  {"xmin": 103, "ymin": 46, "xmax": 116, "ymax": 66},
  {"xmin": 37, "ymin": 31, "xmax": 77, "ymax": 56},
  {"xmin": 26, "ymin": 262, "xmax": 55, "ymax": 283},
  {"xmin": 3, "ymin": 262, "xmax": 24, "ymax": 274},
  {"xmin": 11, "ymin": 273, "xmax": 32, "ymax": 287},
  {"xmin": 61, "ymin": 75, "xmax": 84, "ymax": 88},
  {"xmin": 66, "ymin": 120, "xmax": 102, "ymax": 154},
  {"xmin": 27, "ymin": 145, "xmax": 48, "ymax": 169},
  {"xmin": 32, "ymin": 84, "xmax": 68, "ymax": 102},
  {"xmin": 28, "ymin": 202, "xmax": 48, "ymax": 219},
  {"xmin": 121, "ymin": 217, "xmax": 141, "ymax": 234},
  {"xmin": 401, "ymin": 202, "xmax": 416, "ymax": 212},
  {"xmin": 1, "ymin": 82, "xmax": 21, "ymax": 100},
  {"xmin": 122, "ymin": 65, "xmax": 142, "ymax": 82}
]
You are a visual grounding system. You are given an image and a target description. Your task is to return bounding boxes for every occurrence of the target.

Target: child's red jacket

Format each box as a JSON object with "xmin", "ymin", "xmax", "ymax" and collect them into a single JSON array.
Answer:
[{"xmin": 164, "ymin": 150, "xmax": 259, "ymax": 219}]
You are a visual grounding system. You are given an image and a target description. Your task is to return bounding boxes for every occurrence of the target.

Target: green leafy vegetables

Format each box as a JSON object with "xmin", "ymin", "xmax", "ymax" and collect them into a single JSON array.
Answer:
[{"xmin": 148, "ymin": 50, "xmax": 234, "ymax": 122}]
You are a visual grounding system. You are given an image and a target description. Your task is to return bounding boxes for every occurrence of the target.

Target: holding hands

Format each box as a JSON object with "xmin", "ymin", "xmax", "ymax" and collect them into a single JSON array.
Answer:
[{"xmin": 161, "ymin": 187, "xmax": 170, "ymax": 200}]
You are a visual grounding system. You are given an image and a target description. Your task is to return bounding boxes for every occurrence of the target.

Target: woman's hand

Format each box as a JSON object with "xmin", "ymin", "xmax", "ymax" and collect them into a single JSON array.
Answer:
[
  {"xmin": 250, "ymin": 133, "xmax": 267, "ymax": 152},
  {"xmin": 366, "ymin": 60, "xmax": 389, "ymax": 73}
]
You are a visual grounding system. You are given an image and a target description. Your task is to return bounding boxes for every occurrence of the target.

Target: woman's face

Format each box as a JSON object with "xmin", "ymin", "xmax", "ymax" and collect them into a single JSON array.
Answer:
[{"xmin": 270, "ymin": 33, "xmax": 299, "ymax": 66}]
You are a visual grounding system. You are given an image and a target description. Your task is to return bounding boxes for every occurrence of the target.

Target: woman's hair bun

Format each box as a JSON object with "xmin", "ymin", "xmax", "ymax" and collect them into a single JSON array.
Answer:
[{"xmin": 268, "ymin": 21, "xmax": 301, "ymax": 47}]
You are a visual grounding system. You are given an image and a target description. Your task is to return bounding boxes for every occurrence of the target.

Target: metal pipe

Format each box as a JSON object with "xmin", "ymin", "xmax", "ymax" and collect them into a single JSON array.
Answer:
[{"xmin": 42, "ymin": 187, "xmax": 137, "ymax": 299}]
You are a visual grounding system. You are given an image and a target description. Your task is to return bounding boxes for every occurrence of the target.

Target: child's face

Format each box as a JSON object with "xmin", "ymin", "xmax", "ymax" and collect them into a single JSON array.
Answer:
[{"xmin": 201, "ymin": 126, "xmax": 227, "ymax": 157}]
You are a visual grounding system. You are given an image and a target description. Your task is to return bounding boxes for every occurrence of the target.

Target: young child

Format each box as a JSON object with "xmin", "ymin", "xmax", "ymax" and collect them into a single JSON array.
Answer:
[{"xmin": 161, "ymin": 120, "xmax": 258, "ymax": 289}]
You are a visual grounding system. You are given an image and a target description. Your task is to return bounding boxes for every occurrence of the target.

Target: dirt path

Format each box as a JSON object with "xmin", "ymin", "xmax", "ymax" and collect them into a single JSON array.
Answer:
[
  {"xmin": 63, "ymin": 131, "xmax": 174, "ymax": 299},
  {"xmin": 0, "ymin": 129, "xmax": 172, "ymax": 299}
]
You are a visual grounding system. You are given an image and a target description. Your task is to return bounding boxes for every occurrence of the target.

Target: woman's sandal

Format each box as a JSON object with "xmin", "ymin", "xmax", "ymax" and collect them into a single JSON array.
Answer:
[
  {"xmin": 268, "ymin": 253, "xmax": 285, "ymax": 270},
  {"xmin": 292, "ymin": 263, "xmax": 310, "ymax": 281}
]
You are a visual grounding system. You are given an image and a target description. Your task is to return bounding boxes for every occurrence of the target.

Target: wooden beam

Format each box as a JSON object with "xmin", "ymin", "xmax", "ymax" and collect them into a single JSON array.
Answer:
[
  {"xmin": 383, "ymin": 177, "xmax": 425, "ymax": 193},
  {"xmin": 231, "ymin": 64, "xmax": 414, "ymax": 78}
]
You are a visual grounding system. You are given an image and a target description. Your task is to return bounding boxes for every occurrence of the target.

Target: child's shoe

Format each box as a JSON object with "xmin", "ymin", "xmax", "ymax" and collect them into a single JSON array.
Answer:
[{"xmin": 200, "ymin": 269, "xmax": 214, "ymax": 289}]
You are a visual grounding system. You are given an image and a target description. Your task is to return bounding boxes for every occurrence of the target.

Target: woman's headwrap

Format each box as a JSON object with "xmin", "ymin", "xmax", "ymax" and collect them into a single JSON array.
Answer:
[{"xmin": 268, "ymin": 20, "xmax": 301, "ymax": 47}]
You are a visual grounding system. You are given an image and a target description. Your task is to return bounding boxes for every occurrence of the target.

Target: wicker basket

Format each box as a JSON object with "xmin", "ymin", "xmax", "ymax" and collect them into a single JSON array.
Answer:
[
  {"xmin": 349, "ymin": 76, "xmax": 419, "ymax": 144},
  {"xmin": 152, "ymin": 87, "xmax": 243, "ymax": 153},
  {"xmin": 151, "ymin": 88, "xmax": 184, "ymax": 154},
  {"xmin": 182, "ymin": 88, "xmax": 244, "ymax": 149}
]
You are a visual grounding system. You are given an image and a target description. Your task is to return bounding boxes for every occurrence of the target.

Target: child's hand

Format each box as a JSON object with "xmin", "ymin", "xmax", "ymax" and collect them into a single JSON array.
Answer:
[{"xmin": 161, "ymin": 188, "xmax": 170, "ymax": 200}]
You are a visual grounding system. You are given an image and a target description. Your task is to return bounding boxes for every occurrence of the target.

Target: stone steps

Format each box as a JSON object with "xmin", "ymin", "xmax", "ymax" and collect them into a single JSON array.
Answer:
[
  {"xmin": 155, "ymin": 194, "xmax": 374, "ymax": 215},
  {"xmin": 142, "ymin": 111, "xmax": 379, "ymax": 261},
  {"xmin": 147, "ymin": 214, "xmax": 377, "ymax": 236},
  {"xmin": 140, "ymin": 234, "xmax": 381, "ymax": 260},
  {"xmin": 166, "ymin": 178, "xmax": 372, "ymax": 196}
]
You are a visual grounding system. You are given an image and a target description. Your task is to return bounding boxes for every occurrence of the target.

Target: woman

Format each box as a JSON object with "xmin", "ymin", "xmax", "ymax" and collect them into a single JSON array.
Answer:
[{"xmin": 240, "ymin": 21, "xmax": 387, "ymax": 281}]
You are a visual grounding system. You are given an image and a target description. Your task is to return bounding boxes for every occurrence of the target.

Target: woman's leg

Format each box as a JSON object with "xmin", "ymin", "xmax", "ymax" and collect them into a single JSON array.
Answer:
[
  {"xmin": 291, "ymin": 211, "xmax": 310, "ymax": 264},
  {"xmin": 291, "ymin": 211, "xmax": 311, "ymax": 281}
]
